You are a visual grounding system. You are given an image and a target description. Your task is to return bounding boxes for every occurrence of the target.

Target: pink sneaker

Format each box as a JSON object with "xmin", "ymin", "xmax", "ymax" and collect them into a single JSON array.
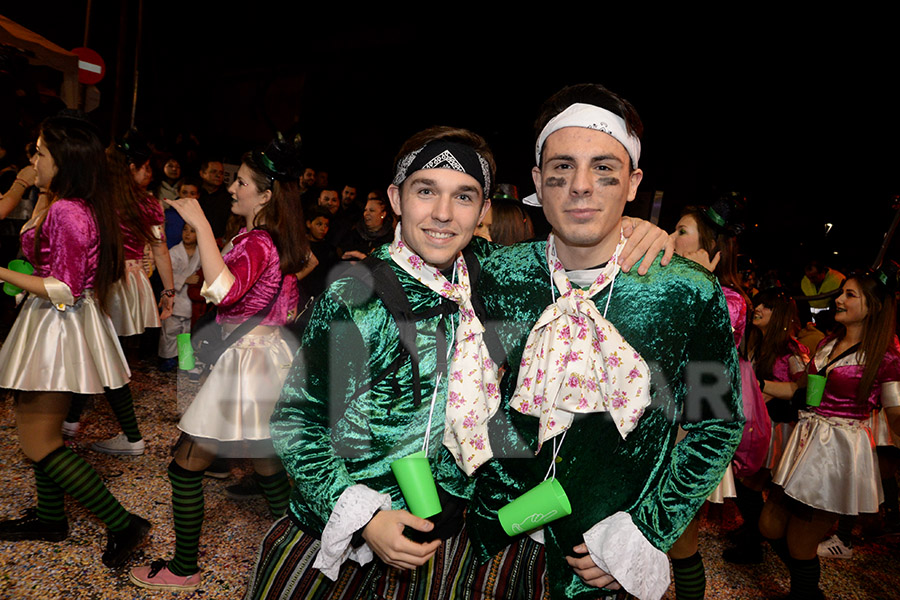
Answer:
[{"xmin": 129, "ymin": 560, "xmax": 201, "ymax": 591}]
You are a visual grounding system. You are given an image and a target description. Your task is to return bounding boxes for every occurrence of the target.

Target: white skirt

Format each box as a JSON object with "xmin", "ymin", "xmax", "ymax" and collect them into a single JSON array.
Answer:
[
  {"xmin": 0, "ymin": 293, "xmax": 131, "ymax": 393},
  {"xmin": 107, "ymin": 259, "xmax": 160, "ymax": 336},
  {"xmin": 178, "ymin": 327, "xmax": 293, "ymax": 445},
  {"xmin": 773, "ymin": 410, "xmax": 883, "ymax": 515}
]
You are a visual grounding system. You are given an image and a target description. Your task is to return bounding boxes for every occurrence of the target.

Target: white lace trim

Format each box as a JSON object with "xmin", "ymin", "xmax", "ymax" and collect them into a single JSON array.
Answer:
[
  {"xmin": 312, "ymin": 484, "xmax": 392, "ymax": 581},
  {"xmin": 199, "ymin": 267, "xmax": 235, "ymax": 304},
  {"xmin": 582, "ymin": 511, "xmax": 670, "ymax": 600}
]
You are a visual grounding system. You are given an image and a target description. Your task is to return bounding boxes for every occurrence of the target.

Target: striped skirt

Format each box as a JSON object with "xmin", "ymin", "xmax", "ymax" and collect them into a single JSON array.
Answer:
[{"xmin": 244, "ymin": 516, "xmax": 475, "ymax": 599}]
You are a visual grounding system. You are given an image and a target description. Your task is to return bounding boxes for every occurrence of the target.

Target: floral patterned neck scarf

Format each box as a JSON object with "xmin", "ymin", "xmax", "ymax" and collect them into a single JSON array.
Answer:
[
  {"xmin": 386, "ymin": 226, "xmax": 500, "ymax": 476},
  {"xmin": 510, "ymin": 232, "xmax": 651, "ymax": 451}
]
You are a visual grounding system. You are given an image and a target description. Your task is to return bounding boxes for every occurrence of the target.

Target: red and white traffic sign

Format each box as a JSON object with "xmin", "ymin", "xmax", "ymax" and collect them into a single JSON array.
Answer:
[{"xmin": 71, "ymin": 47, "xmax": 105, "ymax": 85}]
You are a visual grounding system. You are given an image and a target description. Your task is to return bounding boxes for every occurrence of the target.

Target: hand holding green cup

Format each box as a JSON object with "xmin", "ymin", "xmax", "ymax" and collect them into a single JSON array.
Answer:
[
  {"xmin": 390, "ymin": 450, "xmax": 442, "ymax": 519},
  {"xmin": 3, "ymin": 259, "xmax": 34, "ymax": 296},
  {"xmin": 498, "ymin": 477, "xmax": 572, "ymax": 536},
  {"xmin": 806, "ymin": 373, "xmax": 827, "ymax": 407}
]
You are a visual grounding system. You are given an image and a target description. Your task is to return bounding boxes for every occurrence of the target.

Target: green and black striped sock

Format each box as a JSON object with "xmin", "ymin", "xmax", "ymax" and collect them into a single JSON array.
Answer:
[
  {"xmin": 789, "ymin": 556, "xmax": 821, "ymax": 599},
  {"xmin": 167, "ymin": 460, "xmax": 204, "ymax": 576},
  {"xmin": 256, "ymin": 470, "xmax": 291, "ymax": 517},
  {"xmin": 33, "ymin": 463, "xmax": 66, "ymax": 523},
  {"xmin": 104, "ymin": 385, "xmax": 142, "ymax": 443},
  {"xmin": 671, "ymin": 551, "xmax": 705, "ymax": 600},
  {"xmin": 37, "ymin": 446, "xmax": 130, "ymax": 531}
]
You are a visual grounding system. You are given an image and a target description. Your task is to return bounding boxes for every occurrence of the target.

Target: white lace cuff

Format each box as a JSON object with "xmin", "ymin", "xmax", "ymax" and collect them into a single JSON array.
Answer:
[
  {"xmin": 199, "ymin": 267, "xmax": 235, "ymax": 304},
  {"xmin": 44, "ymin": 276, "xmax": 74, "ymax": 309},
  {"xmin": 583, "ymin": 512, "xmax": 670, "ymax": 600},
  {"xmin": 312, "ymin": 484, "xmax": 392, "ymax": 581}
]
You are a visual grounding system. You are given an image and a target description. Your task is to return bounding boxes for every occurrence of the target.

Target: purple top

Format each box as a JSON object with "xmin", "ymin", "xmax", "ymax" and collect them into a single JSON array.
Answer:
[
  {"xmin": 20, "ymin": 198, "xmax": 99, "ymax": 299},
  {"xmin": 215, "ymin": 228, "xmax": 299, "ymax": 327},
  {"xmin": 121, "ymin": 196, "xmax": 164, "ymax": 260},
  {"xmin": 772, "ymin": 339, "xmax": 810, "ymax": 383},
  {"xmin": 723, "ymin": 286, "xmax": 747, "ymax": 349},
  {"xmin": 810, "ymin": 335, "xmax": 900, "ymax": 420}
]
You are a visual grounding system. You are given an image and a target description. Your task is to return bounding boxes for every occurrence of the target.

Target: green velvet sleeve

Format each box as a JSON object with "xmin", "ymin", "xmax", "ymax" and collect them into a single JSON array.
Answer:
[
  {"xmin": 627, "ymin": 282, "xmax": 744, "ymax": 551},
  {"xmin": 270, "ymin": 280, "xmax": 389, "ymax": 529}
]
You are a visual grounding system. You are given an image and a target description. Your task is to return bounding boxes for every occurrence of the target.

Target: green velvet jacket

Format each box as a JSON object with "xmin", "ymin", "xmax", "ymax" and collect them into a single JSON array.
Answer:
[
  {"xmin": 463, "ymin": 242, "xmax": 744, "ymax": 599},
  {"xmin": 271, "ymin": 239, "xmax": 494, "ymax": 535}
]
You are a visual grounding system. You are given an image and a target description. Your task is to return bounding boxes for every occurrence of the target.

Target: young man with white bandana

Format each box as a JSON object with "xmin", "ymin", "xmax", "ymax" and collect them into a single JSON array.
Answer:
[
  {"xmin": 244, "ymin": 125, "xmax": 670, "ymax": 599},
  {"xmin": 457, "ymin": 84, "xmax": 744, "ymax": 600}
]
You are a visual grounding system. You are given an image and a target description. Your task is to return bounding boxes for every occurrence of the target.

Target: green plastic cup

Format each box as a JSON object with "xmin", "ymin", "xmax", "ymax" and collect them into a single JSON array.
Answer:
[
  {"xmin": 806, "ymin": 373, "xmax": 827, "ymax": 407},
  {"xmin": 498, "ymin": 477, "xmax": 572, "ymax": 536},
  {"xmin": 177, "ymin": 333, "xmax": 195, "ymax": 371},
  {"xmin": 3, "ymin": 259, "xmax": 34, "ymax": 296},
  {"xmin": 390, "ymin": 450, "xmax": 442, "ymax": 519}
]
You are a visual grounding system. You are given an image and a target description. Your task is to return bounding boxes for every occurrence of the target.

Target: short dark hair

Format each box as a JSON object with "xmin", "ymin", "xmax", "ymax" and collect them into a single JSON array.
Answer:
[
  {"xmin": 305, "ymin": 205, "xmax": 331, "ymax": 223},
  {"xmin": 392, "ymin": 126, "xmax": 496, "ymax": 198},
  {"xmin": 534, "ymin": 83, "xmax": 643, "ymax": 168}
]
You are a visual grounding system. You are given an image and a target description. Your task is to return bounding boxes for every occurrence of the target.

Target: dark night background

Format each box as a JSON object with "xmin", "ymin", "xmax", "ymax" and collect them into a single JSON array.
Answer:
[{"xmin": 3, "ymin": 4, "xmax": 898, "ymax": 284}]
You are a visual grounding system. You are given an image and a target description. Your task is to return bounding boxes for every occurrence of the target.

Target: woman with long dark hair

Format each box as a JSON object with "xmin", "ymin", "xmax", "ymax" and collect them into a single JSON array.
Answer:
[
  {"xmin": 128, "ymin": 135, "xmax": 308, "ymax": 591},
  {"xmin": 760, "ymin": 270, "xmax": 900, "ymax": 599},
  {"xmin": 0, "ymin": 112, "xmax": 151, "ymax": 568},
  {"xmin": 723, "ymin": 288, "xmax": 810, "ymax": 564},
  {"xmin": 667, "ymin": 195, "xmax": 755, "ymax": 599}
]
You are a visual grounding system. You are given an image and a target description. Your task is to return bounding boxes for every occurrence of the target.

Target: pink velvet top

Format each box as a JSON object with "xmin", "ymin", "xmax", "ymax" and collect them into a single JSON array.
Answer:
[
  {"xmin": 810, "ymin": 335, "xmax": 900, "ymax": 420},
  {"xmin": 215, "ymin": 228, "xmax": 298, "ymax": 326},
  {"xmin": 723, "ymin": 286, "xmax": 748, "ymax": 348},
  {"xmin": 772, "ymin": 339, "xmax": 810, "ymax": 383},
  {"xmin": 121, "ymin": 196, "xmax": 164, "ymax": 260},
  {"xmin": 20, "ymin": 198, "xmax": 99, "ymax": 299}
]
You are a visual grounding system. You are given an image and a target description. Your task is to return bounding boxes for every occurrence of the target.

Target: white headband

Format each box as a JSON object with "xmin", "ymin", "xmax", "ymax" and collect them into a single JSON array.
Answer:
[{"xmin": 524, "ymin": 103, "xmax": 641, "ymax": 207}]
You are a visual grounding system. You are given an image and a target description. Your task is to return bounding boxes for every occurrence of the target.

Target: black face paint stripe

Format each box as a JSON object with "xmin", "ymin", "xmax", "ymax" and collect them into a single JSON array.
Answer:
[
  {"xmin": 597, "ymin": 177, "xmax": 620, "ymax": 187},
  {"xmin": 545, "ymin": 177, "xmax": 567, "ymax": 188}
]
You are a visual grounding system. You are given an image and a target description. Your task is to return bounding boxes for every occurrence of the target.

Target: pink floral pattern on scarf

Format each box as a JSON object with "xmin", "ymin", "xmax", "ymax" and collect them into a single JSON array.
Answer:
[
  {"xmin": 386, "ymin": 225, "xmax": 500, "ymax": 476},
  {"xmin": 510, "ymin": 233, "xmax": 651, "ymax": 452}
]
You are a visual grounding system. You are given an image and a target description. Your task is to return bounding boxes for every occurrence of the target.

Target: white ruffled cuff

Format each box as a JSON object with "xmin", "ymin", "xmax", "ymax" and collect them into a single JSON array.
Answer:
[
  {"xmin": 199, "ymin": 267, "xmax": 235, "ymax": 304},
  {"xmin": 882, "ymin": 382, "xmax": 900, "ymax": 408},
  {"xmin": 582, "ymin": 512, "xmax": 670, "ymax": 600},
  {"xmin": 312, "ymin": 484, "xmax": 392, "ymax": 581},
  {"xmin": 44, "ymin": 276, "xmax": 75, "ymax": 309}
]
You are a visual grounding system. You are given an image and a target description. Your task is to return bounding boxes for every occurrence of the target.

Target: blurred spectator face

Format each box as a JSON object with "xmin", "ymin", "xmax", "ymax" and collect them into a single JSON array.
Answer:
[
  {"xmin": 130, "ymin": 160, "xmax": 153, "ymax": 189},
  {"xmin": 178, "ymin": 183, "xmax": 200, "ymax": 199},
  {"xmin": 306, "ymin": 216, "xmax": 330, "ymax": 242},
  {"xmin": 474, "ymin": 206, "xmax": 493, "ymax": 241},
  {"xmin": 163, "ymin": 159, "xmax": 182, "ymax": 180},
  {"xmin": 341, "ymin": 185, "xmax": 358, "ymax": 206},
  {"xmin": 318, "ymin": 190, "xmax": 340, "ymax": 215},
  {"xmin": 301, "ymin": 168, "xmax": 316, "ymax": 188},
  {"xmin": 804, "ymin": 266, "xmax": 827, "ymax": 285},
  {"xmin": 182, "ymin": 223, "xmax": 197, "ymax": 245},
  {"xmin": 201, "ymin": 161, "xmax": 225, "ymax": 188},
  {"xmin": 363, "ymin": 199, "xmax": 388, "ymax": 231},
  {"xmin": 315, "ymin": 170, "xmax": 329, "ymax": 188}
]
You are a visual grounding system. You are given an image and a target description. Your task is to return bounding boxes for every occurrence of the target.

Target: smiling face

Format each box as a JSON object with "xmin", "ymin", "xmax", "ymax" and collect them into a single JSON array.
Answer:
[
  {"xmin": 387, "ymin": 169, "xmax": 490, "ymax": 270},
  {"xmin": 835, "ymin": 278, "xmax": 868, "ymax": 327},
  {"xmin": 227, "ymin": 163, "xmax": 271, "ymax": 223},
  {"xmin": 752, "ymin": 303, "xmax": 773, "ymax": 331},
  {"xmin": 533, "ymin": 127, "xmax": 642, "ymax": 268},
  {"xmin": 318, "ymin": 190, "xmax": 340, "ymax": 215},
  {"xmin": 673, "ymin": 214, "xmax": 702, "ymax": 257},
  {"xmin": 32, "ymin": 136, "xmax": 58, "ymax": 189}
]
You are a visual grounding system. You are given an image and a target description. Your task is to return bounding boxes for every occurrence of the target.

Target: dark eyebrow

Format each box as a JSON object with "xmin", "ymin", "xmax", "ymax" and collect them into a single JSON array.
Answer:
[
  {"xmin": 456, "ymin": 185, "xmax": 480, "ymax": 194},
  {"xmin": 545, "ymin": 153, "xmax": 623, "ymax": 164}
]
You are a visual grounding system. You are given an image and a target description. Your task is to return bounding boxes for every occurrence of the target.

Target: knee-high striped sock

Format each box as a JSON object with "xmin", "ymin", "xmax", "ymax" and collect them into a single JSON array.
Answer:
[
  {"xmin": 33, "ymin": 463, "xmax": 66, "ymax": 524},
  {"xmin": 256, "ymin": 470, "xmax": 291, "ymax": 517},
  {"xmin": 66, "ymin": 394, "xmax": 89, "ymax": 424},
  {"xmin": 104, "ymin": 385, "xmax": 142, "ymax": 443},
  {"xmin": 167, "ymin": 460, "xmax": 204, "ymax": 576},
  {"xmin": 37, "ymin": 446, "xmax": 130, "ymax": 531},
  {"xmin": 788, "ymin": 556, "xmax": 821, "ymax": 599},
  {"xmin": 671, "ymin": 551, "xmax": 705, "ymax": 600}
]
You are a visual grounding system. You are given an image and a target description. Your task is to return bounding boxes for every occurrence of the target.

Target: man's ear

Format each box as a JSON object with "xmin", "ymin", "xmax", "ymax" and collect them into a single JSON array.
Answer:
[
  {"xmin": 531, "ymin": 166, "xmax": 543, "ymax": 204},
  {"xmin": 387, "ymin": 184, "xmax": 403, "ymax": 217}
]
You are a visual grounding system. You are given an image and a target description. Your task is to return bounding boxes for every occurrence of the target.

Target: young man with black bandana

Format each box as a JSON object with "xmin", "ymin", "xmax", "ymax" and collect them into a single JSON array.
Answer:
[
  {"xmin": 457, "ymin": 84, "xmax": 744, "ymax": 600},
  {"xmin": 244, "ymin": 124, "xmax": 670, "ymax": 599}
]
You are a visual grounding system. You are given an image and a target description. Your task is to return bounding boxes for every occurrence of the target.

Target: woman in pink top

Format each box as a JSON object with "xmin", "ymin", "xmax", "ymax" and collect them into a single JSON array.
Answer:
[
  {"xmin": 129, "ymin": 135, "xmax": 309, "ymax": 592},
  {"xmin": 75, "ymin": 131, "xmax": 175, "ymax": 457},
  {"xmin": 761, "ymin": 270, "xmax": 900, "ymax": 598},
  {"xmin": 0, "ymin": 112, "xmax": 151, "ymax": 568}
]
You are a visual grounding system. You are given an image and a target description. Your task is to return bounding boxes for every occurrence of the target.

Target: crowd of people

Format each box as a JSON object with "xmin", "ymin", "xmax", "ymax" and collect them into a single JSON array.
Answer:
[{"xmin": 0, "ymin": 82, "xmax": 898, "ymax": 600}]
